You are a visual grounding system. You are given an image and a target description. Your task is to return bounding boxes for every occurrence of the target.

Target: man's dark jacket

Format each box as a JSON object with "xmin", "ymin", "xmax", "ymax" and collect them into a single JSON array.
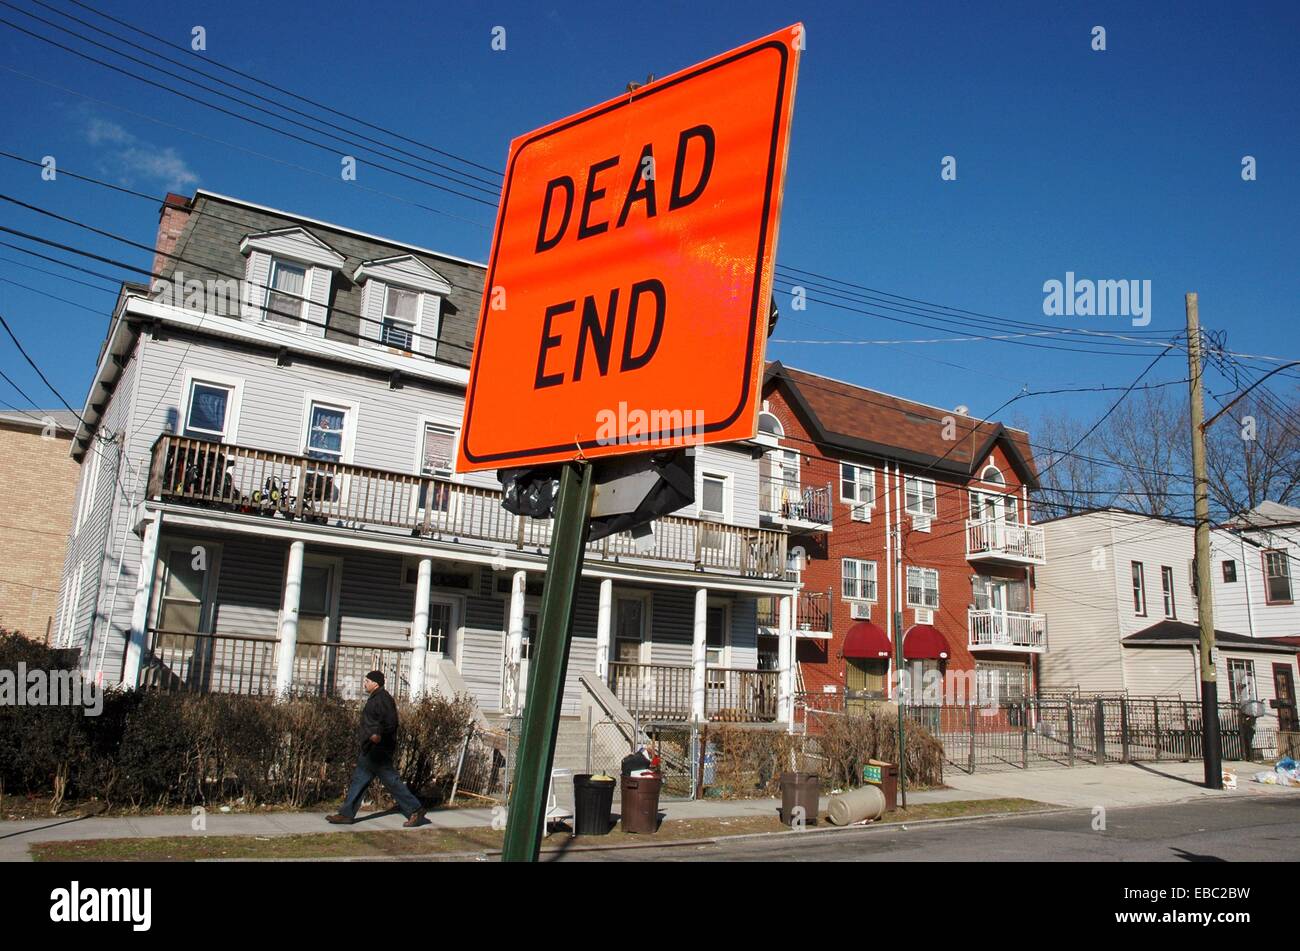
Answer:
[{"xmin": 359, "ymin": 687, "xmax": 399, "ymax": 759}]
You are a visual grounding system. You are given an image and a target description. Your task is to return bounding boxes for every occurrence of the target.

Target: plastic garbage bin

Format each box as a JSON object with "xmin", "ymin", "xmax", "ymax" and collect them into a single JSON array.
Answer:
[
  {"xmin": 572, "ymin": 774, "xmax": 616, "ymax": 835},
  {"xmin": 780, "ymin": 771, "xmax": 820, "ymax": 826},
  {"xmin": 620, "ymin": 775, "xmax": 663, "ymax": 834},
  {"xmin": 863, "ymin": 759, "xmax": 898, "ymax": 812}
]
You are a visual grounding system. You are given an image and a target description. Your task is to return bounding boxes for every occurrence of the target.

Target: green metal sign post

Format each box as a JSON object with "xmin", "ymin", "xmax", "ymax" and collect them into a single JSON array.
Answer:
[{"xmin": 502, "ymin": 462, "xmax": 595, "ymax": 862}]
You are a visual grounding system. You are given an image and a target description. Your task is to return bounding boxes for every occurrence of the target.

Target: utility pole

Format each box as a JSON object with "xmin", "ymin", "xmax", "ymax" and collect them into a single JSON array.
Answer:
[
  {"xmin": 893, "ymin": 518, "xmax": 907, "ymax": 808},
  {"xmin": 1185, "ymin": 292, "xmax": 1223, "ymax": 790}
]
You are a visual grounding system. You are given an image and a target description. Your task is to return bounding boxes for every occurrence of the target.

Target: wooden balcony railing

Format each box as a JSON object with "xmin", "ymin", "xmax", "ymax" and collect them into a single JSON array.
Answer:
[
  {"xmin": 608, "ymin": 662, "xmax": 779, "ymax": 722},
  {"xmin": 149, "ymin": 435, "xmax": 787, "ymax": 578},
  {"xmin": 140, "ymin": 628, "xmax": 414, "ymax": 698},
  {"xmin": 756, "ymin": 589, "xmax": 831, "ymax": 632}
]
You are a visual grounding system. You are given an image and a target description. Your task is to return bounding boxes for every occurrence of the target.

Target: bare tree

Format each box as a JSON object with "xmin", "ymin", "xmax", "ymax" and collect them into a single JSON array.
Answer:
[
  {"xmin": 1099, "ymin": 387, "xmax": 1189, "ymax": 519},
  {"xmin": 1201, "ymin": 389, "xmax": 1300, "ymax": 517},
  {"xmin": 1027, "ymin": 411, "xmax": 1115, "ymax": 520}
]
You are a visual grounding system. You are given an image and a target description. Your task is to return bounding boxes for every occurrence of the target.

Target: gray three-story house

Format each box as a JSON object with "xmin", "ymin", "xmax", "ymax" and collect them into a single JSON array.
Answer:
[{"xmin": 55, "ymin": 190, "xmax": 798, "ymax": 725}]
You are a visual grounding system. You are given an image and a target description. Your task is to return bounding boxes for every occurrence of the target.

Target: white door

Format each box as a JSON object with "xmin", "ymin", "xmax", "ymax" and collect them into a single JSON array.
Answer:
[
  {"xmin": 295, "ymin": 558, "xmax": 341, "ymax": 693},
  {"xmin": 511, "ymin": 609, "xmax": 539, "ymax": 712}
]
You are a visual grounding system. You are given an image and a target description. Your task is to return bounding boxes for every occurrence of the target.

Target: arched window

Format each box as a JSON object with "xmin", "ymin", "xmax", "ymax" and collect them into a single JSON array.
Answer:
[
  {"xmin": 758, "ymin": 412, "xmax": 784, "ymax": 438},
  {"xmin": 981, "ymin": 464, "xmax": 1004, "ymax": 485}
]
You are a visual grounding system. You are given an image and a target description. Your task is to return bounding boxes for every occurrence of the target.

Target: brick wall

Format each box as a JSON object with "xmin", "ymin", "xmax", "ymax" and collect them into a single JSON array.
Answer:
[
  {"xmin": 0, "ymin": 422, "xmax": 79, "ymax": 641},
  {"xmin": 763, "ymin": 384, "xmax": 1037, "ymax": 701}
]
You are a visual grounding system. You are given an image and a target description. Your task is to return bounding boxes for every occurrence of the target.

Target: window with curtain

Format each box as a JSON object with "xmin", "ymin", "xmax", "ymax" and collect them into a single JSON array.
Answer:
[
  {"xmin": 1161, "ymin": 565, "xmax": 1176, "ymax": 618},
  {"xmin": 1228, "ymin": 658, "xmax": 1257, "ymax": 704},
  {"xmin": 184, "ymin": 382, "xmax": 231, "ymax": 439},
  {"xmin": 1131, "ymin": 561, "xmax": 1146, "ymax": 615},
  {"xmin": 265, "ymin": 258, "xmax": 307, "ymax": 325},
  {"xmin": 382, "ymin": 285, "xmax": 419, "ymax": 349},
  {"xmin": 305, "ymin": 403, "xmax": 346, "ymax": 463}
]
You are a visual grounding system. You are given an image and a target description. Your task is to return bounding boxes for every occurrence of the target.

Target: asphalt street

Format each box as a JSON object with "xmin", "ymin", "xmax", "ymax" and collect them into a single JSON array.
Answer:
[{"xmin": 548, "ymin": 796, "xmax": 1300, "ymax": 862}]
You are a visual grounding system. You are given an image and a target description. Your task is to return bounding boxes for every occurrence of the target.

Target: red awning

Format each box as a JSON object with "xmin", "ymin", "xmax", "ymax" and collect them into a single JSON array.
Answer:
[
  {"xmin": 843, "ymin": 621, "xmax": 891, "ymax": 659},
  {"xmin": 903, "ymin": 624, "xmax": 949, "ymax": 660}
]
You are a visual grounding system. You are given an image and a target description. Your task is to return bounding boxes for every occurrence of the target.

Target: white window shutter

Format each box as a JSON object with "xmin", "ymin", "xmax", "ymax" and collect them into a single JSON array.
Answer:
[
  {"xmin": 416, "ymin": 293, "xmax": 441, "ymax": 358},
  {"xmin": 360, "ymin": 281, "xmax": 383, "ymax": 346},
  {"xmin": 304, "ymin": 266, "xmax": 330, "ymax": 338},
  {"xmin": 241, "ymin": 251, "xmax": 270, "ymax": 322}
]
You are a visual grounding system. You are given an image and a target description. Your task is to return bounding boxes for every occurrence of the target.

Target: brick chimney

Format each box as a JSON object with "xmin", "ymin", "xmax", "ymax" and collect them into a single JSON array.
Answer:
[{"xmin": 152, "ymin": 192, "xmax": 192, "ymax": 280}]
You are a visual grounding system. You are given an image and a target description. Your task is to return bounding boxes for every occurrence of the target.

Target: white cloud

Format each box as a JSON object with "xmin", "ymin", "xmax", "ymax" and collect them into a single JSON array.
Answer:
[{"xmin": 84, "ymin": 118, "xmax": 199, "ymax": 192}]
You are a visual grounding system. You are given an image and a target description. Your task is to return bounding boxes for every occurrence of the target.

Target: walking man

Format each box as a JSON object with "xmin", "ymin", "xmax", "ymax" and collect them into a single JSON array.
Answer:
[{"xmin": 327, "ymin": 671, "xmax": 426, "ymax": 827}]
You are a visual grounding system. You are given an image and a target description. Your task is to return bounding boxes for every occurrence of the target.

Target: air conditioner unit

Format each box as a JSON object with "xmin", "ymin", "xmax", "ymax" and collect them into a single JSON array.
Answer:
[
  {"xmin": 914, "ymin": 607, "xmax": 934, "ymax": 624},
  {"xmin": 850, "ymin": 504, "xmax": 872, "ymax": 523},
  {"xmin": 850, "ymin": 601, "xmax": 872, "ymax": 620},
  {"xmin": 913, "ymin": 515, "xmax": 932, "ymax": 533}
]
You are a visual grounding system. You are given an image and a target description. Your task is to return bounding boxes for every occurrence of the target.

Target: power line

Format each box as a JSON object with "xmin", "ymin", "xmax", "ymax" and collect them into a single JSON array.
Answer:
[{"xmin": 0, "ymin": 309, "xmax": 84, "ymax": 417}]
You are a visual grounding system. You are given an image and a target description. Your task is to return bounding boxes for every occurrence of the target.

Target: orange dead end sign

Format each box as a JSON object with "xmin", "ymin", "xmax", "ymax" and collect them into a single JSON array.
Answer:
[{"xmin": 458, "ymin": 25, "xmax": 802, "ymax": 473}]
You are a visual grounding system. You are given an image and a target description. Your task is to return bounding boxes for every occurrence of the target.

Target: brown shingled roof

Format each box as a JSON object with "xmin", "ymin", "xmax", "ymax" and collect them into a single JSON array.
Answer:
[{"xmin": 765, "ymin": 362, "xmax": 1039, "ymax": 487}]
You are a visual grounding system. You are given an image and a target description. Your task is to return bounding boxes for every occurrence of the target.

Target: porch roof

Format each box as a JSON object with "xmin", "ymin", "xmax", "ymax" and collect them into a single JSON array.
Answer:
[{"xmin": 1123, "ymin": 620, "xmax": 1300, "ymax": 654}]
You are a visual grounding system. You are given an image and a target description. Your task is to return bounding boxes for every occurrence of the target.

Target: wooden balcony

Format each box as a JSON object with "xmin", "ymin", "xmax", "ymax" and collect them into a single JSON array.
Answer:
[
  {"xmin": 608, "ymin": 661, "xmax": 779, "ymax": 722},
  {"xmin": 967, "ymin": 609, "xmax": 1048, "ymax": 653},
  {"xmin": 760, "ymin": 478, "xmax": 833, "ymax": 532},
  {"xmin": 147, "ymin": 435, "xmax": 787, "ymax": 579},
  {"xmin": 755, "ymin": 588, "xmax": 831, "ymax": 635},
  {"xmin": 965, "ymin": 519, "xmax": 1046, "ymax": 565}
]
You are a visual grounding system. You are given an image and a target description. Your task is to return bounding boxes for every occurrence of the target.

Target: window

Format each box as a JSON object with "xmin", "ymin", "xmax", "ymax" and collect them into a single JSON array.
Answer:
[
  {"xmin": 904, "ymin": 476, "xmax": 937, "ymax": 518},
  {"xmin": 614, "ymin": 597, "xmax": 645, "ymax": 664},
  {"xmin": 906, "ymin": 566, "xmax": 939, "ymax": 609},
  {"xmin": 971, "ymin": 489, "xmax": 1018, "ymax": 525},
  {"xmin": 1161, "ymin": 566, "xmax": 1176, "ymax": 618},
  {"xmin": 1222, "ymin": 560, "xmax": 1238, "ymax": 583},
  {"xmin": 975, "ymin": 661, "xmax": 1028, "ymax": 704},
  {"xmin": 842, "ymin": 558, "xmax": 878, "ymax": 601},
  {"xmin": 264, "ymin": 257, "xmax": 307, "ymax": 325},
  {"xmin": 1188, "ymin": 557, "xmax": 1198, "ymax": 596},
  {"xmin": 1228, "ymin": 659, "xmax": 1257, "ymax": 704},
  {"xmin": 840, "ymin": 463, "xmax": 875, "ymax": 506},
  {"xmin": 1131, "ymin": 562, "xmax": 1146, "ymax": 615},
  {"xmin": 980, "ymin": 465, "xmax": 1005, "ymax": 485},
  {"xmin": 519, "ymin": 610, "xmax": 539, "ymax": 661},
  {"xmin": 700, "ymin": 472, "xmax": 728, "ymax": 518},
  {"xmin": 1264, "ymin": 550, "xmax": 1292, "ymax": 604},
  {"xmin": 381, "ymin": 285, "xmax": 420, "ymax": 349},
  {"xmin": 418, "ymin": 422, "xmax": 457, "ymax": 512},
  {"xmin": 184, "ymin": 381, "xmax": 233, "ymax": 440},
  {"xmin": 757, "ymin": 411, "xmax": 784, "ymax": 438},
  {"xmin": 706, "ymin": 605, "xmax": 728, "ymax": 689},
  {"xmin": 426, "ymin": 600, "xmax": 454, "ymax": 654},
  {"xmin": 305, "ymin": 402, "xmax": 347, "ymax": 463}
]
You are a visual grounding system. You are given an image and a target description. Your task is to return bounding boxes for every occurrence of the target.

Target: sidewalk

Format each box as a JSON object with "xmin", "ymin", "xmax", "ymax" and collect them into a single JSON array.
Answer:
[
  {"xmin": 943, "ymin": 759, "xmax": 1299, "ymax": 809},
  {"xmin": 0, "ymin": 785, "xmax": 976, "ymax": 861},
  {"xmin": 2, "ymin": 760, "xmax": 1293, "ymax": 860}
]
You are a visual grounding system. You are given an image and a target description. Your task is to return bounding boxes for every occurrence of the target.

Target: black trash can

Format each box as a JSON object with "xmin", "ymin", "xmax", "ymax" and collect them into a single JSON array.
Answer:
[
  {"xmin": 780, "ymin": 771, "xmax": 820, "ymax": 826},
  {"xmin": 620, "ymin": 775, "xmax": 663, "ymax": 834},
  {"xmin": 572, "ymin": 774, "xmax": 616, "ymax": 835}
]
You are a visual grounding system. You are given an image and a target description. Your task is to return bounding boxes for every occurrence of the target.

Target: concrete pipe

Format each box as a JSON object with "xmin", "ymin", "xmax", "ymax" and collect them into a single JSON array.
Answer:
[{"xmin": 828, "ymin": 785, "xmax": 886, "ymax": 826}]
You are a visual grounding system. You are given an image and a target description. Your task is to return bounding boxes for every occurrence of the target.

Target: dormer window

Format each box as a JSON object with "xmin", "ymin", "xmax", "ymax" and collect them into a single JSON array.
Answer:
[
  {"xmin": 381, "ymin": 285, "xmax": 420, "ymax": 349},
  {"xmin": 265, "ymin": 257, "xmax": 308, "ymax": 326},
  {"xmin": 352, "ymin": 255, "xmax": 452, "ymax": 359},
  {"xmin": 239, "ymin": 228, "xmax": 345, "ymax": 338}
]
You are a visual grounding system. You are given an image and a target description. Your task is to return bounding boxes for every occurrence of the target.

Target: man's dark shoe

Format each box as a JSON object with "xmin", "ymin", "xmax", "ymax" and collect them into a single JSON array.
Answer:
[
  {"xmin": 403, "ymin": 810, "xmax": 426, "ymax": 828},
  {"xmin": 326, "ymin": 814, "xmax": 354, "ymax": 825}
]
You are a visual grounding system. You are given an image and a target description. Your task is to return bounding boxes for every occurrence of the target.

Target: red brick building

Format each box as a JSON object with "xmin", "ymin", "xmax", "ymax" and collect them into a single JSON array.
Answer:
[{"xmin": 758, "ymin": 363, "xmax": 1044, "ymax": 711}]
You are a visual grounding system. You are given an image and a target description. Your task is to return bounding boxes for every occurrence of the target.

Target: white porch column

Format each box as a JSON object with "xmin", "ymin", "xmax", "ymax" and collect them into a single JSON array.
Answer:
[
  {"xmin": 778, "ymin": 594, "xmax": 795, "ymax": 727},
  {"xmin": 275, "ymin": 540, "xmax": 306, "ymax": 696},
  {"xmin": 122, "ymin": 513, "xmax": 161, "ymax": 687},
  {"xmin": 691, "ymin": 587, "xmax": 708, "ymax": 722},
  {"xmin": 504, "ymin": 570, "xmax": 527, "ymax": 714},
  {"xmin": 408, "ymin": 556, "xmax": 433, "ymax": 699},
  {"xmin": 595, "ymin": 578, "xmax": 613, "ymax": 681}
]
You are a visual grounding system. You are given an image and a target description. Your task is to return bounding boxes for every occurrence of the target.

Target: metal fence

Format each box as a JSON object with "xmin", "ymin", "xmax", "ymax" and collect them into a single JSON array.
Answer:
[
  {"xmin": 902, "ymin": 697, "xmax": 1268, "ymax": 774},
  {"xmin": 448, "ymin": 717, "xmax": 519, "ymax": 805}
]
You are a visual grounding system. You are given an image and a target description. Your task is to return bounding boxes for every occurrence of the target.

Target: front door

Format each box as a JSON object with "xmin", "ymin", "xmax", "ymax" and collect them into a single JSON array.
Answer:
[
  {"xmin": 1274, "ymin": 664, "xmax": 1298, "ymax": 733},
  {"xmin": 295, "ymin": 557, "xmax": 340, "ymax": 694},
  {"xmin": 845, "ymin": 658, "xmax": 887, "ymax": 715},
  {"xmin": 611, "ymin": 596, "xmax": 646, "ymax": 708},
  {"xmin": 511, "ymin": 609, "xmax": 539, "ymax": 712}
]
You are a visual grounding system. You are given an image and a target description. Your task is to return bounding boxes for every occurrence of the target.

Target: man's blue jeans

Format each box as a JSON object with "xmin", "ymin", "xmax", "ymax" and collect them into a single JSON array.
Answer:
[{"xmin": 339, "ymin": 750, "xmax": 423, "ymax": 819}]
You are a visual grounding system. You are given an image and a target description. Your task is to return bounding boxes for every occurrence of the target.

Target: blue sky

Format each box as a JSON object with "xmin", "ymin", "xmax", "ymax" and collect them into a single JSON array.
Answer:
[{"xmin": 0, "ymin": 0, "xmax": 1296, "ymax": 430}]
